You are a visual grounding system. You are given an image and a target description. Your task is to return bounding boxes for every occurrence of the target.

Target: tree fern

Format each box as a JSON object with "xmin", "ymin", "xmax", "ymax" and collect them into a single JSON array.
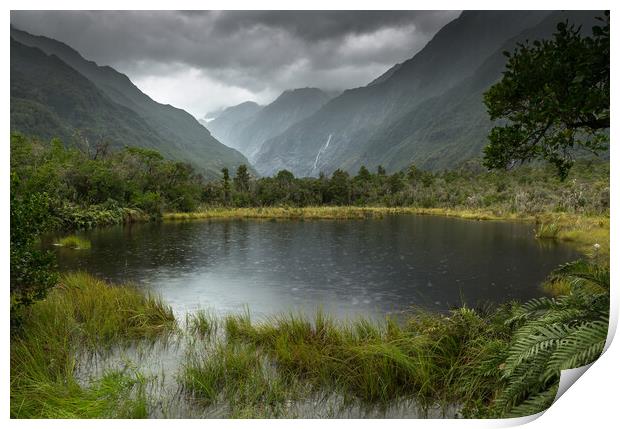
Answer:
[
  {"xmin": 492, "ymin": 260, "xmax": 609, "ymax": 417},
  {"xmin": 543, "ymin": 319, "xmax": 608, "ymax": 381}
]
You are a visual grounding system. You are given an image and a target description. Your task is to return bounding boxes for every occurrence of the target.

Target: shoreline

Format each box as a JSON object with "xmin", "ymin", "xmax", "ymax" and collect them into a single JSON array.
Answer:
[{"xmin": 162, "ymin": 206, "xmax": 609, "ymax": 261}]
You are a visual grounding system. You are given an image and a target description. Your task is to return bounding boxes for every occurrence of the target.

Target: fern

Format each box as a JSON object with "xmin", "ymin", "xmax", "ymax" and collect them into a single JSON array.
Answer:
[
  {"xmin": 505, "ymin": 386, "xmax": 558, "ymax": 418},
  {"xmin": 492, "ymin": 260, "xmax": 609, "ymax": 417},
  {"xmin": 544, "ymin": 319, "xmax": 608, "ymax": 380}
]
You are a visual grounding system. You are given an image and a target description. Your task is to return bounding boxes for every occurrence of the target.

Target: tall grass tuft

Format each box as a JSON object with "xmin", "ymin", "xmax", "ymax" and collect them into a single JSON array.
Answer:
[
  {"xmin": 181, "ymin": 341, "xmax": 299, "ymax": 417},
  {"xmin": 10, "ymin": 272, "xmax": 176, "ymax": 418},
  {"xmin": 186, "ymin": 309, "xmax": 219, "ymax": 341},
  {"xmin": 534, "ymin": 222, "xmax": 561, "ymax": 239},
  {"xmin": 55, "ymin": 235, "xmax": 92, "ymax": 249}
]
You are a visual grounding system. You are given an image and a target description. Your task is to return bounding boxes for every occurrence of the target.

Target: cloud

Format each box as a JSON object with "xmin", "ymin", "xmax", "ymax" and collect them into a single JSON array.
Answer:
[{"xmin": 10, "ymin": 10, "xmax": 460, "ymax": 117}]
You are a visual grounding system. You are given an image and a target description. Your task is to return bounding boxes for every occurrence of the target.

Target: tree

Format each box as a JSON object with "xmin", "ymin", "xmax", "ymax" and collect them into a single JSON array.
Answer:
[
  {"xmin": 234, "ymin": 164, "xmax": 251, "ymax": 193},
  {"xmin": 356, "ymin": 165, "xmax": 372, "ymax": 182},
  {"xmin": 327, "ymin": 169, "xmax": 351, "ymax": 205},
  {"xmin": 10, "ymin": 173, "xmax": 58, "ymax": 328},
  {"xmin": 221, "ymin": 167, "xmax": 231, "ymax": 204},
  {"xmin": 483, "ymin": 12, "xmax": 609, "ymax": 179},
  {"xmin": 388, "ymin": 172, "xmax": 405, "ymax": 194}
]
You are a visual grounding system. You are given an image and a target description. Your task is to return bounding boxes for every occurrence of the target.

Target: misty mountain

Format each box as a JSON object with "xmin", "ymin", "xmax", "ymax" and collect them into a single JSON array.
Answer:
[
  {"xmin": 11, "ymin": 39, "xmax": 173, "ymax": 156},
  {"xmin": 206, "ymin": 101, "xmax": 263, "ymax": 151},
  {"xmin": 207, "ymin": 88, "xmax": 332, "ymax": 162},
  {"xmin": 10, "ymin": 27, "xmax": 250, "ymax": 179},
  {"xmin": 346, "ymin": 10, "xmax": 603, "ymax": 173},
  {"xmin": 252, "ymin": 10, "xmax": 569, "ymax": 177}
]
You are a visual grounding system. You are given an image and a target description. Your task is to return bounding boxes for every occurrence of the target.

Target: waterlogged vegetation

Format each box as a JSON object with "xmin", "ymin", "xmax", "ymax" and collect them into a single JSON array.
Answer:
[
  {"xmin": 11, "ymin": 262, "xmax": 608, "ymax": 418},
  {"xmin": 10, "ymin": 132, "xmax": 609, "ymax": 418},
  {"xmin": 10, "ymin": 272, "xmax": 176, "ymax": 418},
  {"xmin": 55, "ymin": 235, "xmax": 92, "ymax": 249}
]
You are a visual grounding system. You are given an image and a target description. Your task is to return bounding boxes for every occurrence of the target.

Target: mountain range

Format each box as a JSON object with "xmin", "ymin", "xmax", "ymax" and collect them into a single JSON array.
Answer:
[
  {"xmin": 11, "ymin": 11, "xmax": 603, "ymax": 179},
  {"xmin": 10, "ymin": 27, "xmax": 250, "ymax": 179},
  {"xmin": 248, "ymin": 10, "xmax": 601, "ymax": 177},
  {"xmin": 206, "ymin": 88, "xmax": 333, "ymax": 163},
  {"xmin": 198, "ymin": 10, "xmax": 599, "ymax": 177}
]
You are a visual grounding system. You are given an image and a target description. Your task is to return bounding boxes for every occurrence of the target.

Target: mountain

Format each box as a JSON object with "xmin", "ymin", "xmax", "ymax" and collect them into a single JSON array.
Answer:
[
  {"xmin": 206, "ymin": 101, "xmax": 263, "ymax": 151},
  {"xmin": 253, "ymin": 11, "xmax": 564, "ymax": 177},
  {"xmin": 11, "ymin": 40, "xmax": 171, "ymax": 155},
  {"xmin": 347, "ymin": 10, "xmax": 603, "ymax": 173},
  {"xmin": 207, "ymin": 88, "xmax": 332, "ymax": 162},
  {"xmin": 10, "ymin": 27, "xmax": 250, "ymax": 179}
]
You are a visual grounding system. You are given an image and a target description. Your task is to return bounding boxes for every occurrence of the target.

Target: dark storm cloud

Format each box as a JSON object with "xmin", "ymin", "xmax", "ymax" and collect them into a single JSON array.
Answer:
[{"xmin": 10, "ymin": 10, "xmax": 460, "ymax": 116}]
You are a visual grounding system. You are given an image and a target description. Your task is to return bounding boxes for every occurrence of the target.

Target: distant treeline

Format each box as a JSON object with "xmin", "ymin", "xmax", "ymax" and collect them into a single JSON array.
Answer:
[{"xmin": 11, "ymin": 133, "xmax": 609, "ymax": 230}]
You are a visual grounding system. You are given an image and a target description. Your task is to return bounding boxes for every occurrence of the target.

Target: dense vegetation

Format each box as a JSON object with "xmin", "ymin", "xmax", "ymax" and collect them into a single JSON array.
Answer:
[
  {"xmin": 205, "ymin": 160, "xmax": 609, "ymax": 214},
  {"xmin": 10, "ymin": 133, "xmax": 204, "ymax": 229},
  {"xmin": 484, "ymin": 12, "xmax": 609, "ymax": 178},
  {"xmin": 11, "ymin": 133, "xmax": 609, "ymax": 230}
]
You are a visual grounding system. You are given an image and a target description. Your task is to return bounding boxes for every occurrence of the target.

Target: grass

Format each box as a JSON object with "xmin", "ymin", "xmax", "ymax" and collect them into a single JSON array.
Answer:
[
  {"xmin": 13, "ymin": 207, "xmax": 610, "ymax": 418},
  {"xmin": 181, "ymin": 341, "xmax": 301, "ymax": 418},
  {"xmin": 10, "ymin": 272, "xmax": 176, "ymax": 418},
  {"xmin": 199, "ymin": 308, "xmax": 514, "ymax": 414},
  {"xmin": 186, "ymin": 309, "xmax": 219, "ymax": 341},
  {"xmin": 13, "ymin": 262, "xmax": 609, "ymax": 418},
  {"xmin": 534, "ymin": 222, "xmax": 561, "ymax": 239},
  {"xmin": 541, "ymin": 278, "xmax": 572, "ymax": 296},
  {"xmin": 180, "ymin": 261, "xmax": 608, "ymax": 418},
  {"xmin": 163, "ymin": 206, "xmax": 528, "ymax": 221},
  {"xmin": 55, "ymin": 235, "xmax": 91, "ymax": 249}
]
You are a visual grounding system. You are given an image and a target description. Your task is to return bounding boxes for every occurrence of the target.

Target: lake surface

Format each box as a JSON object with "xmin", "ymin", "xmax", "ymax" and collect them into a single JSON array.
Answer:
[{"xmin": 53, "ymin": 215, "xmax": 580, "ymax": 320}]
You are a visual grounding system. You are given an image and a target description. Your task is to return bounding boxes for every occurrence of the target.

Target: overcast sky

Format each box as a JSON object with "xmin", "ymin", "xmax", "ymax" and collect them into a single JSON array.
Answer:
[{"xmin": 10, "ymin": 10, "xmax": 460, "ymax": 118}]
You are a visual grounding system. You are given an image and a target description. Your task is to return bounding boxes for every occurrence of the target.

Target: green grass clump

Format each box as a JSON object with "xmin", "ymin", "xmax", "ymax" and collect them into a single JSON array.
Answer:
[
  {"xmin": 54, "ymin": 272, "xmax": 176, "ymax": 345},
  {"xmin": 181, "ymin": 341, "xmax": 299, "ymax": 417},
  {"xmin": 186, "ymin": 309, "xmax": 219, "ymax": 341},
  {"xmin": 56, "ymin": 235, "xmax": 91, "ymax": 249},
  {"xmin": 534, "ymin": 222, "xmax": 561, "ymax": 239},
  {"xmin": 11, "ymin": 369, "xmax": 148, "ymax": 419},
  {"xmin": 10, "ymin": 272, "xmax": 176, "ymax": 418},
  {"xmin": 222, "ymin": 308, "xmax": 511, "ymax": 411}
]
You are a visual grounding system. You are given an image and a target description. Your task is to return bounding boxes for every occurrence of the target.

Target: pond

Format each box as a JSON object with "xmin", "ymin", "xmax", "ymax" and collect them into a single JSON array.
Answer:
[{"xmin": 53, "ymin": 215, "xmax": 580, "ymax": 320}]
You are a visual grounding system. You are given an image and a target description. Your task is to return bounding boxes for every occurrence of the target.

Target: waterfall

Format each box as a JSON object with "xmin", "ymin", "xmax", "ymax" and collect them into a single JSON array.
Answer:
[{"xmin": 312, "ymin": 134, "xmax": 332, "ymax": 172}]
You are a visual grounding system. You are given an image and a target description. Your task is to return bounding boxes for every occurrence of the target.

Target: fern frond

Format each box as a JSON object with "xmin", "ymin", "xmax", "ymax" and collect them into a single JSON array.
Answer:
[
  {"xmin": 543, "ymin": 319, "xmax": 608, "ymax": 381},
  {"xmin": 505, "ymin": 385, "xmax": 558, "ymax": 418}
]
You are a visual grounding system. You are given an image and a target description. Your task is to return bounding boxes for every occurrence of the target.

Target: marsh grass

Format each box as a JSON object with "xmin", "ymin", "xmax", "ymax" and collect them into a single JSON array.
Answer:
[
  {"xmin": 10, "ymin": 272, "xmax": 176, "ymax": 418},
  {"xmin": 215, "ymin": 308, "xmax": 514, "ymax": 414},
  {"xmin": 163, "ymin": 206, "xmax": 521, "ymax": 221},
  {"xmin": 55, "ymin": 235, "xmax": 92, "ymax": 249},
  {"xmin": 534, "ymin": 222, "xmax": 561, "ymax": 239},
  {"xmin": 181, "ymin": 341, "xmax": 304, "ymax": 418},
  {"xmin": 186, "ymin": 310, "xmax": 219, "ymax": 341}
]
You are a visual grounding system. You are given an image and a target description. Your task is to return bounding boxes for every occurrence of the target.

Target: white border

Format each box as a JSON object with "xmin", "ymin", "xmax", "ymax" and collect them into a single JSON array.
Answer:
[{"xmin": 2, "ymin": 1, "xmax": 617, "ymax": 427}]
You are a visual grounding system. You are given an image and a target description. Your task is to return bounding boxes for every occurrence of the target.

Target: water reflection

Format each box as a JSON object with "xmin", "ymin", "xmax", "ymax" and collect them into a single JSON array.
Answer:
[{"xmin": 53, "ymin": 216, "xmax": 580, "ymax": 319}]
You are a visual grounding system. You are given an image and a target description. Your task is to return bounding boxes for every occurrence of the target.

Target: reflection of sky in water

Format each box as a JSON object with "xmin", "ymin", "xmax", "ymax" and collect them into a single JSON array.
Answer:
[{"xmin": 53, "ymin": 216, "xmax": 580, "ymax": 320}]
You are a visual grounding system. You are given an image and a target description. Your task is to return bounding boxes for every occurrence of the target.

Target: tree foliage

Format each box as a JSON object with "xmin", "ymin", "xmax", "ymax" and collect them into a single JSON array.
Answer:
[
  {"xmin": 10, "ymin": 173, "xmax": 58, "ymax": 327},
  {"xmin": 483, "ymin": 12, "xmax": 609, "ymax": 179}
]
